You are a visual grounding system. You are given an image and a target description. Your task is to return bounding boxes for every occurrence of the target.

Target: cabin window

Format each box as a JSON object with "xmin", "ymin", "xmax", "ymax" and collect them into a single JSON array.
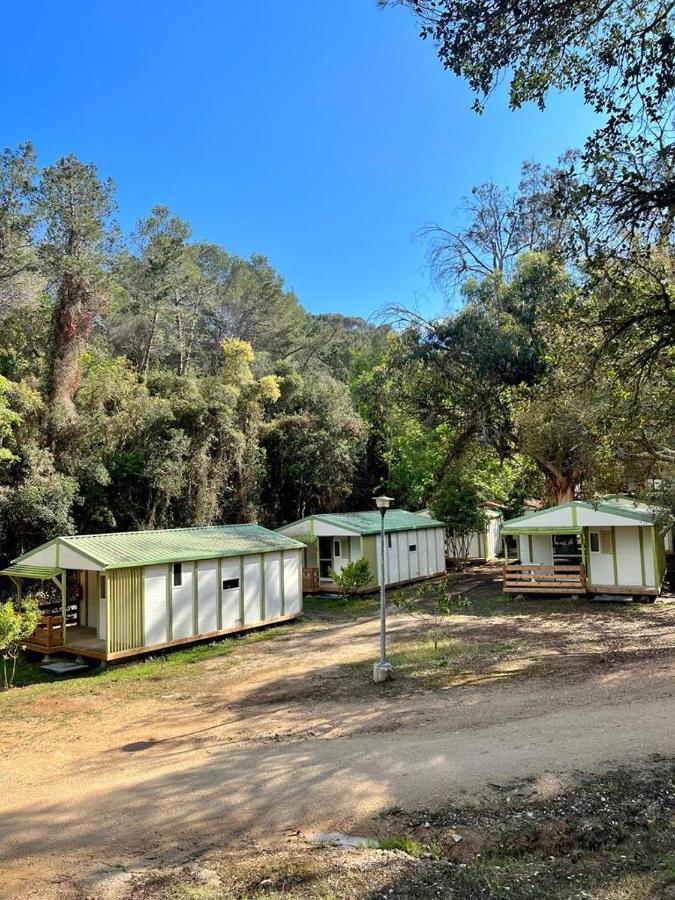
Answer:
[
  {"xmin": 409, "ymin": 544, "xmax": 417, "ymax": 552},
  {"xmin": 387, "ymin": 533, "xmax": 392, "ymax": 549},
  {"xmin": 222, "ymin": 577, "xmax": 239, "ymax": 591},
  {"xmin": 173, "ymin": 562, "xmax": 182, "ymax": 587},
  {"xmin": 334, "ymin": 540, "xmax": 341, "ymax": 558},
  {"xmin": 589, "ymin": 532, "xmax": 600, "ymax": 553},
  {"xmin": 600, "ymin": 531, "xmax": 612, "ymax": 554},
  {"xmin": 99, "ymin": 574, "xmax": 106, "ymax": 599},
  {"xmin": 552, "ymin": 533, "xmax": 582, "ymax": 563}
]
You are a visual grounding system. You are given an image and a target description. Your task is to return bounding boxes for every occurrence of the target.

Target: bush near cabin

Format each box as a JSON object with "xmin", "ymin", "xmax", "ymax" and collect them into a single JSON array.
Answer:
[
  {"xmin": 328, "ymin": 557, "xmax": 373, "ymax": 599},
  {"xmin": 0, "ymin": 597, "xmax": 41, "ymax": 689}
]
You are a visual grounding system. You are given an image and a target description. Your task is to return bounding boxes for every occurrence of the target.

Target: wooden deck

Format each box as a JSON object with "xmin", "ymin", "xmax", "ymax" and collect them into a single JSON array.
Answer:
[
  {"xmin": 504, "ymin": 563, "xmax": 586, "ymax": 594},
  {"xmin": 63, "ymin": 625, "xmax": 107, "ymax": 660}
]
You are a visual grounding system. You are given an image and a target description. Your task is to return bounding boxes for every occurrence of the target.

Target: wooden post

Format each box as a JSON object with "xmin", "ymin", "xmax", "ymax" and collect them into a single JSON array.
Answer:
[{"xmin": 60, "ymin": 571, "xmax": 66, "ymax": 627}]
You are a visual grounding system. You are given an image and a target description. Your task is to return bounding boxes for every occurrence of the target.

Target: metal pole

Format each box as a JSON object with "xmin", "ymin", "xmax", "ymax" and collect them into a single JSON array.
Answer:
[{"xmin": 379, "ymin": 508, "xmax": 387, "ymax": 665}]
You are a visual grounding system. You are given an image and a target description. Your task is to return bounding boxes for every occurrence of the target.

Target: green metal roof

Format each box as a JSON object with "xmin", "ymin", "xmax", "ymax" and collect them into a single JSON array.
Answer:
[
  {"xmin": 285, "ymin": 509, "xmax": 445, "ymax": 536},
  {"xmin": 501, "ymin": 499, "xmax": 660, "ymax": 535},
  {"xmin": 15, "ymin": 525, "xmax": 304, "ymax": 570}
]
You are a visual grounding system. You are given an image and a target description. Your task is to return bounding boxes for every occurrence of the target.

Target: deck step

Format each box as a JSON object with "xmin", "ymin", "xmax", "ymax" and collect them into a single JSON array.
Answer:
[{"xmin": 40, "ymin": 659, "xmax": 91, "ymax": 675}]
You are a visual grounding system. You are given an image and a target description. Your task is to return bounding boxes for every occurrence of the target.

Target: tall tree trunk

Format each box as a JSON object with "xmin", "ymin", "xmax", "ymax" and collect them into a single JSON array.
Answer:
[
  {"xmin": 537, "ymin": 459, "xmax": 579, "ymax": 504},
  {"xmin": 48, "ymin": 272, "xmax": 93, "ymax": 436},
  {"xmin": 141, "ymin": 304, "xmax": 160, "ymax": 376}
]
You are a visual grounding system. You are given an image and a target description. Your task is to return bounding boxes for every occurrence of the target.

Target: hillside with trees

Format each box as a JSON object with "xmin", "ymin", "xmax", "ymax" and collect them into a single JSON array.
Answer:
[{"xmin": 0, "ymin": 117, "xmax": 673, "ymax": 562}]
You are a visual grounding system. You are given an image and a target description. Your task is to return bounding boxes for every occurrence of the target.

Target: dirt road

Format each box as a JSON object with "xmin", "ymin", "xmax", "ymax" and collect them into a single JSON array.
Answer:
[{"xmin": 3, "ymin": 593, "xmax": 675, "ymax": 898}]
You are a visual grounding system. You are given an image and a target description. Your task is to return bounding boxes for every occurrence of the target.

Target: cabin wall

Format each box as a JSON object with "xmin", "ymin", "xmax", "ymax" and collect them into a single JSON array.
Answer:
[
  {"xmin": 374, "ymin": 527, "xmax": 446, "ymax": 587},
  {"xmin": 106, "ymin": 547, "xmax": 305, "ymax": 655},
  {"xmin": 614, "ymin": 527, "xmax": 642, "ymax": 586},
  {"xmin": 586, "ymin": 527, "xmax": 615, "ymax": 585},
  {"xmin": 486, "ymin": 517, "xmax": 503, "ymax": 559}
]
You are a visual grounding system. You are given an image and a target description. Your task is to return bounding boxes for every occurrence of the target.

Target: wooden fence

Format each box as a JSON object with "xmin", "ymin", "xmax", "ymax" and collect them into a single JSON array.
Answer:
[
  {"xmin": 302, "ymin": 567, "xmax": 320, "ymax": 593},
  {"xmin": 503, "ymin": 563, "xmax": 586, "ymax": 594},
  {"xmin": 24, "ymin": 615, "xmax": 65, "ymax": 654}
]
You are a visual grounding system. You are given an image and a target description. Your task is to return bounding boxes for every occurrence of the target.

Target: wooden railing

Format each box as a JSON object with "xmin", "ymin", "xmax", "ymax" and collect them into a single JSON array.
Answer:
[
  {"xmin": 24, "ymin": 615, "xmax": 65, "ymax": 653},
  {"xmin": 504, "ymin": 563, "xmax": 586, "ymax": 594},
  {"xmin": 302, "ymin": 567, "xmax": 320, "ymax": 593}
]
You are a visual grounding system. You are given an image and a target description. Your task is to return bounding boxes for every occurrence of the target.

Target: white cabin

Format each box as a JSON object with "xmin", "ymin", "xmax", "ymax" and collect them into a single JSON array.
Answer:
[{"xmin": 501, "ymin": 499, "xmax": 670, "ymax": 596}]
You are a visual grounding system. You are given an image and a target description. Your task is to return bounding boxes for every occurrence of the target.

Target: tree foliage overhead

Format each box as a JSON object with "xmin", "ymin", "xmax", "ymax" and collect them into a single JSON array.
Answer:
[{"xmin": 382, "ymin": 0, "xmax": 675, "ymax": 238}]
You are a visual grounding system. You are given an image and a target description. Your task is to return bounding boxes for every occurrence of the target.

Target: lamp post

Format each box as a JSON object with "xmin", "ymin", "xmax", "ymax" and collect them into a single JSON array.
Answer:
[{"xmin": 373, "ymin": 494, "xmax": 394, "ymax": 683}]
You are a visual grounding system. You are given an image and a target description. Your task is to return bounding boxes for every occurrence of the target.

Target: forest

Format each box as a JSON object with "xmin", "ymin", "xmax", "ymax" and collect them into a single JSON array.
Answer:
[{"xmin": 0, "ymin": 0, "xmax": 673, "ymax": 561}]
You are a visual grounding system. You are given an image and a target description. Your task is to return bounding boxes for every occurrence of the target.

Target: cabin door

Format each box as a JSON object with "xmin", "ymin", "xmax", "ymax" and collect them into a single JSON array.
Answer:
[
  {"xmin": 331, "ymin": 538, "xmax": 349, "ymax": 576},
  {"xmin": 318, "ymin": 537, "xmax": 333, "ymax": 580}
]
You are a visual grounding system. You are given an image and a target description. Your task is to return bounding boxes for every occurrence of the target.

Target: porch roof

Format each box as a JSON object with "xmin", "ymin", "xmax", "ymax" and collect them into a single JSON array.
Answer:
[{"xmin": 0, "ymin": 564, "xmax": 64, "ymax": 580}]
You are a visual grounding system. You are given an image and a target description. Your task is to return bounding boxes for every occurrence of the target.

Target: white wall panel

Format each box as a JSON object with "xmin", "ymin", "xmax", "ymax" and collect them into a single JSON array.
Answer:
[
  {"xmin": 86, "ymin": 571, "xmax": 98, "ymax": 628},
  {"xmin": 587, "ymin": 529, "xmax": 614, "ymax": 584},
  {"xmin": 172, "ymin": 563, "xmax": 194, "ymax": 640},
  {"xmin": 144, "ymin": 564, "xmax": 168, "ymax": 646},
  {"xmin": 435, "ymin": 529, "xmax": 446, "ymax": 573},
  {"xmin": 197, "ymin": 559, "xmax": 218, "ymax": 634},
  {"xmin": 395, "ymin": 532, "xmax": 409, "ymax": 582},
  {"xmin": 419, "ymin": 529, "xmax": 428, "ymax": 577},
  {"xmin": 531, "ymin": 535, "xmax": 553, "ymax": 565},
  {"xmin": 615, "ymin": 527, "xmax": 642, "ymax": 586},
  {"xmin": 243, "ymin": 555, "xmax": 262, "ymax": 624},
  {"xmin": 642, "ymin": 528, "xmax": 656, "ymax": 587},
  {"xmin": 221, "ymin": 557, "xmax": 242, "ymax": 627},
  {"xmin": 408, "ymin": 530, "xmax": 419, "ymax": 579},
  {"xmin": 264, "ymin": 552, "xmax": 282, "ymax": 619},
  {"xmin": 283, "ymin": 551, "xmax": 302, "ymax": 615},
  {"xmin": 387, "ymin": 533, "xmax": 399, "ymax": 584}
]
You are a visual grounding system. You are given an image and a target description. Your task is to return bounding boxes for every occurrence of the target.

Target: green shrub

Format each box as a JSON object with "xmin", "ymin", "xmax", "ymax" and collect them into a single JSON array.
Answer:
[
  {"xmin": 328, "ymin": 557, "xmax": 373, "ymax": 599},
  {"xmin": 0, "ymin": 597, "xmax": 41, "ymax": 689}
]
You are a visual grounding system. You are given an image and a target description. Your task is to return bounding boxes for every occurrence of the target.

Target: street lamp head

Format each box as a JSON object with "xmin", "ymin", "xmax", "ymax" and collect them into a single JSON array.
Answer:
[{"xmin": 374, "ymin": 495, "xmax": 394, "ymax": 511}]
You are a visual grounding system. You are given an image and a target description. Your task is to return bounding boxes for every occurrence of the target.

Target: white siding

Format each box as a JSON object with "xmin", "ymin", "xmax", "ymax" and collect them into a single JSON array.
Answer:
[
  {"xmin": 386, "ymin": 532, "xmax": 399, "ymax": 584},
  {"xmin": 243, "ymin": 555, "xmax": 262, "ymax": 624},
  {"xmin": 172, "ymin": 562, "xmax": 194, "ymax": 640},
  {"xmin": 642, "ymin": 528, "xmax": 656, "ymax": 587},
  {"xmin": 144, "ymin": 564, "xmax": 168, "ymax": 646},
  {"xmin": 396, "ymin": 532, "xmax": 410, "ymax": 582},
  {"xmin": 531, "ymin": 535, "xmax": 553, "ymax": 565},
  {"xmin": 588, "ymin": 529, "xmax": 614, "ymax": 584},
  {"xmin": 519, "ymin": 535, "xmax": 530, "ymax": 563},
  {"xmin": 264, "ymin": 552, "xmax": 282, "ymax": 619},
  {"xmin": 349, "ymin": 536, "xmax": 360, "ymax": 561},
  {"xmin": 86, "ymin": 571, "xmax": 98, "ymax": 628},
  {"xmin": 221, "ymin": 557, "xmax": 242, "ymax": 627},
  {"xmin": 332, "ymin": 537, "xmax": 349, "ymax": 575},
  {"xmin": 419, "ymin": 528, "xmax": 428, "ymax": 577},
  {"xmin": 435, "ymin": 528, "xmax": 445, "ymax": 573},
  {"xmin": 487, "ymin": 517, "xmax": 502, "ymax": 559},
  {"xmin": 614, "ymin": 527, "xmax": 643, "ymax": 586},
  {"xmin": 283, "ymin": 551, "xmax": 302, "ymax": 615},
  {"xmin": 197, "ymin": 559, "xmax": 218, "ymax": 634},
  {"xmin": 59, "ymin": 545, "xmax": 104, "ymax": 571},
  {"xmin": 408, "ymin": 530, "xmax": 419, "ymax": 579}
]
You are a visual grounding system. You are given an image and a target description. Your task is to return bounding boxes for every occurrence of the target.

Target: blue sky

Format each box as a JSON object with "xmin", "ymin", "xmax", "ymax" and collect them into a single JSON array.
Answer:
[{"xmin": 2, "ymin": 1, "xmax": 598, "ymax": 320}]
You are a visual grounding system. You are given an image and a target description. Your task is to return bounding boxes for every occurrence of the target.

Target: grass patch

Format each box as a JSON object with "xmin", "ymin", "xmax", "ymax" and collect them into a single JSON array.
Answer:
[
  {"xmin": 1, "ymin": 618, "xmax": 310, "ymax": 709},
  {"xmin": 385, "ymin": 635, "xmax": 523, "ymax": 686},
  {"xmin": 378, "ymin": 835, "xmax": 442, "ymax": 859}
]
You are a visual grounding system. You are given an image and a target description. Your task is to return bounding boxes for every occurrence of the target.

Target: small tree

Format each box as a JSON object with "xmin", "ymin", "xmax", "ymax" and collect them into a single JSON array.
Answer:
[
  {"xmin": 431, "ymin": 471, "xmax": 486, "ymax": 566},
  {"xmin": 328, "ymin": 557, "xmax": 373, "ymax": 600},
  {"xmin": 392, "ymin": 577, "xmax": 471, "ymax": 651},
  {"xmin": 0, "ymin": 597, "xmax": 41, "ymax": 689}
]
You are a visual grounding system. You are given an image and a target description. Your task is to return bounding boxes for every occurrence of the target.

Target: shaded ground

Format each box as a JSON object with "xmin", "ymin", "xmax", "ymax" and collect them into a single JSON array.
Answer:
[
  {"xmin": 132, "ymin": 760, "xmax": 675, "ymax": 899},
  {"xmin": 3, "ymin": 568, "xmax": 675, "ymax": 899}
]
